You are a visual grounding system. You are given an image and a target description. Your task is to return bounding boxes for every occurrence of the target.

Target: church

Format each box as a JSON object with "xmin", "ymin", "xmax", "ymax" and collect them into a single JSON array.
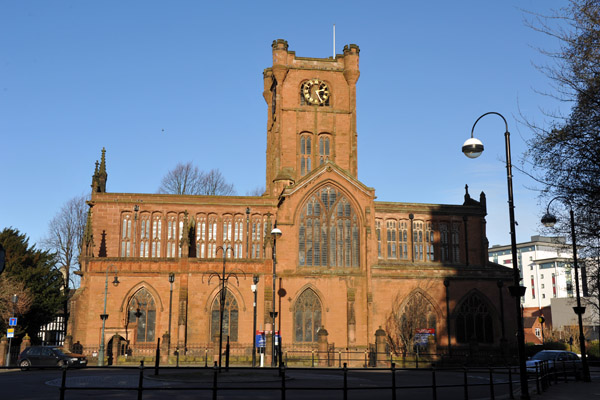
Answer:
[{"xmin": 69, "ymin": 39, "xmax": 515, "ymax": 365}]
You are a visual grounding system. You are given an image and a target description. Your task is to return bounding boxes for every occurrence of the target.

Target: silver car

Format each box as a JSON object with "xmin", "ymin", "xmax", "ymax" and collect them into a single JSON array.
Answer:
[{"xmin": 526, "ymin": 350, "xmax": 581, "ymax": 374}]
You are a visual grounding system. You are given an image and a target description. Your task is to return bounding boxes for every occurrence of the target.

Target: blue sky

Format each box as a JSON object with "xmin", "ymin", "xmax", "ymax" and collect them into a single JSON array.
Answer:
[{"xmin": 0, "ymin": 0, "xmax": 570, "ymax": 249}]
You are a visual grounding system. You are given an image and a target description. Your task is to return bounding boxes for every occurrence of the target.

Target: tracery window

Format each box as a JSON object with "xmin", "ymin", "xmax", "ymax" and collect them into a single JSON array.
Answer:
[
  {"xmin": 425, "ymin": 222, "xmax": 435, "ymax": 261},
  {"xmin": 300, "ymin": 134, "xmax": 312, "ymax": 176},
  {"xmin": 196, "ymin": 215, "xmax": 207, "ymax": 258},
  {"xmin": 396, "ymin": 292, "xmax": 437, "ymax": 350},
  {"xmin": 399, "ymin": 221, "xmax": 409, "ymax": 259},
  {"xmin": 451, "ymin": 222, "xmax": 460, "ymax": 263},
  {"xmin": 223, "ymin": 216, "xmax": 232, "ymax": 258},
  {"xmin": 299, "ymin": 186, "xmax": 359, "ymax": 268},
  {"xmin": 151, "ymin": 214, "xmax": 162, "ymax": 258},
  {"xmin": 234, "ymin": 216, "xmax": 243, "ymax": 259},
  {"xmin": 387, "ymin": 220, "xmax": 397, "ymax": 259},
  {"xmin": 319, "ymin": 135, "xmax": 331, "ymax": 165},
  {"xmin": 166, "ymin": 214, "xmax": 177, "ymax": 258},
  {"xmin": 413, "ymin": 221, "xmax": 424, "ymax": 261},
  {"xmin": 251, "ymin": 217, "xmax": 262, "ymax": 258},
  {"xmin": 128, "ymin": 288, "xmax": 156, "ymax": 343},
  {"xmin": 120, "ymin": 213, "xmax": 132, "ymax": 257},
  {"xmin": 294, "ymin": 289, "xmax": 322, "ymax": 342},
  {"xmin": 207, "ymin": 216, "xmax": 217, "ymax": 258},
  {"xmin": 455, "ymin": 292, "xmax": 494, "ymax": 343},
  {"xmin": 210, "ymin": 290, "xmax": 239, "ymax": 342},
  {"xmin": 376, "ymin": 220, "xmax": 382, "ymax": 259},
  {"xmin": 178, "ymin": 215, "xmax": 184, "ymax": 258},
  {"xmin": 140, "ymin": 214, "xmax": 150, "ymax": 258},
  {"xmin": 440, "ymin": 223, "xmax": 449, "ymax": 262}
]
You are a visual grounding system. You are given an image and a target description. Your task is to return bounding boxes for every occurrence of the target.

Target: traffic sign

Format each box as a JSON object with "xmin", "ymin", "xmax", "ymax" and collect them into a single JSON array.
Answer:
[
  {"xmin": 8, "ymin": 317, "xmax": 17, "ymax": 327},
  {"xmin": 7, "ymin": 328, "xmax": 14, "ymax": 338}
]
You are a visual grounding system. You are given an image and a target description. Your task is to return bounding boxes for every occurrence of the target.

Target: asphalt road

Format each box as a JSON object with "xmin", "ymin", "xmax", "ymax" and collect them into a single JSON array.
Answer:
[{"xmin": 0, "ymin": 366, "xmax": 591, "ymax": 400}]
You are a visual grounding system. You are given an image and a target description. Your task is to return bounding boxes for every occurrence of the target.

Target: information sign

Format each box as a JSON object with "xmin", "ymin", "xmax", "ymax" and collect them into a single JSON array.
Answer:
[{"xmin": 7, "ymin": 328, "xmax": 14, "ymax": 338}]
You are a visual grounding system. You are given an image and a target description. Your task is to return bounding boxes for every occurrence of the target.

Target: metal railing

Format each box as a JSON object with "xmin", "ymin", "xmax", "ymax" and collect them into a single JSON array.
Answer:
[{"xmin": 53, "ymin": 358, "xmax": 587, "ymax": 400}]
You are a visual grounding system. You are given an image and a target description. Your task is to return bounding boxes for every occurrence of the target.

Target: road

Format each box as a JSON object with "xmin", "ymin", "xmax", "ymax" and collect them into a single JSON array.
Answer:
[{"xmin": 0, "ymin": 365, "xmax": 593, "ymax": 400}]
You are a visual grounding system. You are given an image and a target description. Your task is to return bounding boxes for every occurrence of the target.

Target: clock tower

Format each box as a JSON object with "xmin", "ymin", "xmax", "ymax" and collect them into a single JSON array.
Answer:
[{"xmin": 264, "ymin": 39, "xmax": 360, "ymax": 196}]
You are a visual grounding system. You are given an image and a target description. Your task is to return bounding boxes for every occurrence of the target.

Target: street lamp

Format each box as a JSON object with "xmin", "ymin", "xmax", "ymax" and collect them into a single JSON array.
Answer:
[
  {"xmin": 5, "ymin": 294, "xmax": 17, "ymax": 367},
  {"xmin": 463, "ymin": 112, "xmax": 529, "ymax": 399},
  {"xmin": 541, "ymin": 196, "xmax": 591, "ymax": 381},
  {"xmin": 168, "ymin": 272, "xmax": 175, "ymax": 357},
  {"xmin": 251, "ymin": 274, "xmax": 259, "ymax": 367},
  {"xmin": 271, "ymin": 226, "xmax": 282, "ymax": 367},
  {"xmin": 98, "ymin": 264, "xmax": 119, "ymax": 367}
]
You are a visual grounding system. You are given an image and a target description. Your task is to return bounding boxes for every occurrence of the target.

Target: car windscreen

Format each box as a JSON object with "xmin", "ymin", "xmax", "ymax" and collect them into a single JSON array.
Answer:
[
  {"xmin": 531, "ymin": 352, "xmax": 557, "ymax": 361},
  {"xmin": 51, "ymin": 348, "xmax": 66, "ymax": 356}
]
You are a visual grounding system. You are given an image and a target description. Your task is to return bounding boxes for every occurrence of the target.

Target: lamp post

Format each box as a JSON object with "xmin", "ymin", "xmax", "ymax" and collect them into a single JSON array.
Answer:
[
  {"xmin": 541, "ymin": 196, "xmax": 591, "ymax": 381},
  {"xmin": 5, "ymin": 294, "xmax": 17, "ymax": 366},
  {"xmin": 462, "ymin": 112, "xmax": 529, "ymax": 399},
  {"xmin": 208, "ymin": 245, "xmax": 239, "ymax": 370},
  {"xmin": 271, "ymin": 226, "xmax": 282, "ymax": 367},
  {"xmin": 168, "ymin": 272, "xmax": 175, "ymax": 357},
  {"xmin": 98, "ymin": 264, "xmax": 119, "ymax": 367},
  {"xmin": 251, "ymin": 274, "xmax": 259, "ymax": 367}
]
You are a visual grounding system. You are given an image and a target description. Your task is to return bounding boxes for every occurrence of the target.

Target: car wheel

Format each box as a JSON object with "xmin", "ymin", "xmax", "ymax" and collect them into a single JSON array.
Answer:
[{"xmin": 19, "ymin": 360, "xmax": 31, "ymax": 371}]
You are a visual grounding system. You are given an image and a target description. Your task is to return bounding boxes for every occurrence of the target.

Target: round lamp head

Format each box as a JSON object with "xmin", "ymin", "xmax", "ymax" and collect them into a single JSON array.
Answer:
[
  {"xmin": 112, "ymin": 275, "xmax": 120, "ymax": 287},
  {"xmin": 271, "ymin": 227, "xmax": 282, "ymax": 239},
  {"xmin": 462, "ymin": 137, "xmax": 484, "ymax": 159},
  {"xmin": 541, "ymin": 213, "xmax": 557, "ymax": 228}
]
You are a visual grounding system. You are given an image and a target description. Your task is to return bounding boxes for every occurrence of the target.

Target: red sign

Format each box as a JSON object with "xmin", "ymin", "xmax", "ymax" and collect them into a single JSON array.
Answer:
[{"xmin": 416, "ymin": 328, "xmax": 435, "ymax": 334}]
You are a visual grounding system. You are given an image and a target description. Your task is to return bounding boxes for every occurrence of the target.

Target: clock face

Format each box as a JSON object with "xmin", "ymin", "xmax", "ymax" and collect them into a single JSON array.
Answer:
[{"xmin": 302, "ymin": 79, "xmax": 330, "ymax": 105}]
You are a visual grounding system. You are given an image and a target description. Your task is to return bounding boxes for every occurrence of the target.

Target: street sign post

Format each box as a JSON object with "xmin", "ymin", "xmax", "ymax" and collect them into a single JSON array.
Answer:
[
  {"xmin": 8, "ymin": 317, "xmax": 17, "ymax": 327},
  {"xmin": 7, "ymin": 328, "xmax": 14, "ymax": 338}
]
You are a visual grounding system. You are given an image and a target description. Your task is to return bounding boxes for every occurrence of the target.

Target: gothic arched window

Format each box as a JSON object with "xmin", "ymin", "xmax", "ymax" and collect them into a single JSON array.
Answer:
[
  {"xmin": 455, "ymin": 293, "xmax": 494, "ymax": 343},
  {"xmin": 210, "ymin": 290, "xmax": 239, "ymax": 342},
  {"xmin": 299, "ymin": 186, "xmax": 359, "ymax": 268},
  {"xmin": 128, "ymin": 288, "xmax": 156, "ymax": 343},
  {"xmin": 300, "ymin": 134, "xmax": 312, "ymax": 176},
  {"xmin": 294, "ymin": 289, "xmax": 322, "ymax": 342},
  {"xmin": 397, "ymin": 292, "xmax": 436, "ymax": 349}
]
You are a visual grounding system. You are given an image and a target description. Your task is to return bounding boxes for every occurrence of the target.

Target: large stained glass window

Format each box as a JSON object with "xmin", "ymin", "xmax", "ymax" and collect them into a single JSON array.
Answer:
[
  {"xmin": 298, "ymin": 186, "xmax": 359, "ymax": 268},
  {"xmin": 210, "ymin": 290, "xmax": 239, "ymax": 342},
  {"xmin": 128, "ymin": 288, "xmax": 156, "ymax": 343},
  {"xmin": 455, "ymin": 292, "xmax": 494, "ymax": 343},
  {"xmin": 294, "ymin": 289, "xmax": 322, "ymax": 342}
]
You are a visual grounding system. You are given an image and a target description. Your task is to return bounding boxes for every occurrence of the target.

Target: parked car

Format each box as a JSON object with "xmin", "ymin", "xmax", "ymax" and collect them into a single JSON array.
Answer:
[
  {"xmin": 526, "ymin": 350, "xmax": 581, "ymax": 374},
  {"xmin": 17, "ymin": 346, "xmax": 87, "ymax": 370}
]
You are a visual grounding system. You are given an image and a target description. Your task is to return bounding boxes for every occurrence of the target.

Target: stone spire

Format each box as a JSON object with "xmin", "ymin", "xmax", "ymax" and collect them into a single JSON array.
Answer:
[{"xmin": 91, "ymin": 148, "xmax": 108, "ymax": 193}]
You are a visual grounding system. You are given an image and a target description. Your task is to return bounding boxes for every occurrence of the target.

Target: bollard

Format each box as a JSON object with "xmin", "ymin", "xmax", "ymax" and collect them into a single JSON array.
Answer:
[
  {"xmin": 343, "ymin": 363, "xmax": 348, "ymax": 400},
  {"xmin": 176, "ymin": 347, "xmax": 180, "ymax": 368},
  {"xmin": 154, "ymin": 338, "xmax": 160, "ymax": 376},
  {"xmin": 339, "ymin": 351, "xmax": 342, "ymax": 368},
  {"xmin": 281, "ymin": 362, "xmax": 286, "ymax": 400},
  {"xmin": 364, "ymin": 350, "xmax": 368, "ymax": 368},
  {"xmin": 391, "ymin": 363, "xmax": 397, "ymax": 400},
  {"xmin": 212, "ymin": 361, "xmax": 218, "ymax": 400},
  {"xmin": 312, "ymin": 350, "xmax": 315, "ymax": 368},
  {"xmin": 463, "ymin": 367, "xmax": 469, "ymax": 400},
  {"xmin": 205, "ymin": 348, "xmax": 208, "ymax": 368},
  {"xmin": 508, "ymin": 365, "xmax": 514, "ymax": 400},
  {"xmin": 489, "ymin": 367, "xmax": 495, "ymax": 400},
  {"xmin": 431, "ymin": 366, "xmax": 437, "ymax": 400},
  {"xmin": 137, "ymin": 360, "xmax": 144, "ymax": 400},
  {"xmin": 59, "ymin": 364, "xmax": 67, "ymax": 400},
  {"xmin": 535, "ymin": 363, "xmax": 541, "ymax": 394}
]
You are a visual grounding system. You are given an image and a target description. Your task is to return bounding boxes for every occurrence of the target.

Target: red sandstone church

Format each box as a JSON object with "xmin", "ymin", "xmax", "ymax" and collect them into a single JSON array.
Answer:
[{"xmin": 69, "ymin": 39, "xmax": 515, "ymax": 365}]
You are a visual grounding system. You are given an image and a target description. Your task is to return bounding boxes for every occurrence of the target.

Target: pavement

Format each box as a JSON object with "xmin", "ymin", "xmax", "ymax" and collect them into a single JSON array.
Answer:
[{"xmin": 530, "ymin": 379, "xmax": 600, "ymax": 399}]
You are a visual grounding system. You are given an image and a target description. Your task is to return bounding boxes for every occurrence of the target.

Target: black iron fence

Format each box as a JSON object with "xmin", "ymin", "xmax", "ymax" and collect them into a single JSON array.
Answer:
[{"xmin": 51, "ymin": 358, "xmax": 585, "ymax": 400}]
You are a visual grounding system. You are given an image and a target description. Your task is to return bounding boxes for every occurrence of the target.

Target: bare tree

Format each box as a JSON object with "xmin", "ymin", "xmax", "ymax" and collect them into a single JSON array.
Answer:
[
  {"xmin": 0, "ymin": 275, "xmax": 33, "ymax": 334},
  {"xmin": 158, "ymin": 162, "xmax": 236, "ymax": 196},
  {"xmin": 246, "ymin": 186, "xmax": 266, "ymax": 196},
  {"xmin": 385, "ymin": 284, "xmax": 437, "ymax": 356},
  {"xmin": 42, "ymin": 194, "xmax": 88, "ymax": 337}
]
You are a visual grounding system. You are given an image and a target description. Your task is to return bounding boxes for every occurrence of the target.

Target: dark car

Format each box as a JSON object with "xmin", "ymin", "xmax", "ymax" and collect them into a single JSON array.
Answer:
[{"xmin": 17, "ymin": 346, "xmax": 87, "ymax": 370}]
